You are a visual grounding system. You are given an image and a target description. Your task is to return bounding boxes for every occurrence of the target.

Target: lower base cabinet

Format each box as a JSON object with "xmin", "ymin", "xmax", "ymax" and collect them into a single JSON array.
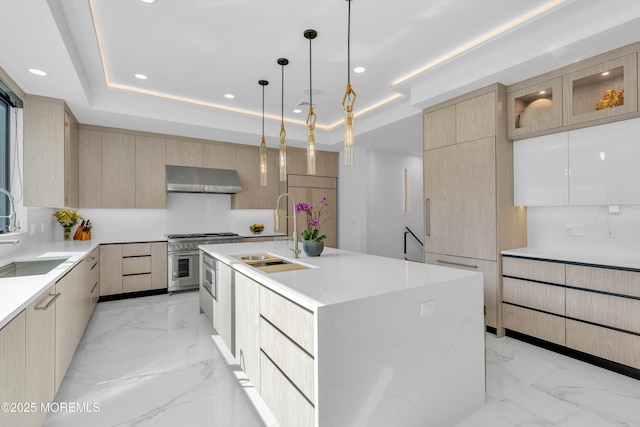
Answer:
[
  {"xmin": 55, "ymin": 265, "xmax": 82, "ymax": 390},
  {"xmin": 234, "ymin": 272, "xmax": 260, "ymax": 391},
  {"xmin": 0, "ymin": 311, "xmax": 26, "ymax": 427},
  {"xmin": 502, "ymin": 255, "xmax": 640, "ymax": 371},
  {"xmin": 260, "ymin": 352, "xmax": 315, "ymax": 427},
  {"xmin": 26, "ymin": 285, "xmax": 58, "ymax": 427},
  {"xmin": 100, "ymin": 242, "xmax": 167, "ymax": 296}
]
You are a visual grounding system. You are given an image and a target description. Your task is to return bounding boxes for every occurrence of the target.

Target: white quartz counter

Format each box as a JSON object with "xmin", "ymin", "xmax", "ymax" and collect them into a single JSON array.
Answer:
[
  {"xmin": 0, "ymin": 240, "xmax": 100, "ymax": 329},
  {"xmin": 502, "ymin": 247, "xmax": 640, "ymax": 270},
  {"xmin": 0, "ymin": 235, "xmax": 168, "ymax": 330},
  {"xmin": 201, "ymin": 240, "xmax": 482, "ymax": 310}
]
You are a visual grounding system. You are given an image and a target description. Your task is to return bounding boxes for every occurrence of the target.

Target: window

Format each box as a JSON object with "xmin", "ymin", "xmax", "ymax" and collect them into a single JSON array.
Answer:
[{"xmin": 0, "ymin": 96, "xmax": 9, "ymax": 232}]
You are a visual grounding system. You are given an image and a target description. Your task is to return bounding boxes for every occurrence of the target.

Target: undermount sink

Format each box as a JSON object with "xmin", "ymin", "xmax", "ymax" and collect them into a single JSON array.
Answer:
[
  {"xmin": 0, "ymin": 258, "xmax": 69, "ymax": 279},
  {"xmin": 235, "ymin": 253, "xmax": 311, "ymax": 273},
  {"xmin": 240, "ymin": 255, "xmax": 271, "ymax": 261}
]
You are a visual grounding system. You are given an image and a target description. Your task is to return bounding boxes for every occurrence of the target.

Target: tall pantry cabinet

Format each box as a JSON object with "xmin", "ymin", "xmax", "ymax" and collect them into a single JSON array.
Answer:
[{"xmin": 422, "ymin": 84, "xmax": 527, "ymax": 331}]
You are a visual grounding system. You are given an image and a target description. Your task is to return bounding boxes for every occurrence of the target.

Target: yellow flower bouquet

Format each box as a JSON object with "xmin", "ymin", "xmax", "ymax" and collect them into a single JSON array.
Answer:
[{"xmin": 53, "ymin": 209, "xmax": 82, "ymax": 240}]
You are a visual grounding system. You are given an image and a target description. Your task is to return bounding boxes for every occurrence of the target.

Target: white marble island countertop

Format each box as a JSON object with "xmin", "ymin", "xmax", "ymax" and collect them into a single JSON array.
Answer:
[{"xmin": 200, "ymin": 240, "xmax": 482, "ymax": 311}]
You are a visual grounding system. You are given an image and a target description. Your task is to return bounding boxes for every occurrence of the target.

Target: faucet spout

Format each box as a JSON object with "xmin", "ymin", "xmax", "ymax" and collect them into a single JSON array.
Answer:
[
  {"xmin": 275, "ymin": 192, "xmax": 301, "ymax": 258},
  {"xmin": 0, "ymin": 188, "xmax": 17, "ymax": 233}
]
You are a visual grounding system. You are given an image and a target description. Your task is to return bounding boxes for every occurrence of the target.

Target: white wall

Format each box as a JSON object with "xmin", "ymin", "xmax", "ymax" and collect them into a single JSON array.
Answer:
[
  {"xmin": 339, "ymin": 148, "xmax": 423, "ymax": 260},
  {"xmin": 527, "ymin": 205, "xmax": 640, "ymax": 257}
]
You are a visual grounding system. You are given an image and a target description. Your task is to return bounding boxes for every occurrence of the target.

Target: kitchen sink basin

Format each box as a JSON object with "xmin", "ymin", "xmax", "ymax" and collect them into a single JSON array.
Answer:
[
  {"xmin": 235, "ymin": 253, "xmax": 311, "ymax": 273},
  {"xmin": 0, "ymin": 258, "xmax": 69, "ymax": 279}
]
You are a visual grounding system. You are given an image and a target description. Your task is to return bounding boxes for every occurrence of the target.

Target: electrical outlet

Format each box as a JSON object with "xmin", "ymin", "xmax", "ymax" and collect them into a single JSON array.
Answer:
[
  {"xmin": 420, "ymin": 300, "xmax": 436, "ymax": 317},
  {"xmin": 30, "ymin": 224, "xmax": 35, "ymax": 235},
  {"xmin": 134, "ymin": 220, "xmax": 141, "ymax": 229},
  {"xmin": 41, "ymin": 222, "xmax": 45, "ymax": 233},
  {"xmin": 606, "ymin": 224, "xmax": 615, "ymax": 237}
]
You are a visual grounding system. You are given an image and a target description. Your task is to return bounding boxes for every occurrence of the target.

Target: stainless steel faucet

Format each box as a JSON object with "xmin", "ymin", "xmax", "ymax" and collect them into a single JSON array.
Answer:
[
  {"xmin": 275, "ymin": 192, "xmax": 301, "ymax": 258},
  {"xmin": 0, "ymin": 188, "xmax": 17, "ymax": 233}
]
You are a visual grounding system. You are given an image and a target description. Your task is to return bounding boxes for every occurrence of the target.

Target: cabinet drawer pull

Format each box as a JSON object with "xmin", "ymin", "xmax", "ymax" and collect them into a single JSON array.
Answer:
[
  {"xmin": 436, "ymin": 259, "xmax": 478, "ymax": 269},
  {"xmin": 91, "ymin": 282, "xmax": 98, "ymax": 294},
  {"xmin": 34, "ymin": 292, "xmax": 61, "ymax": 311},
  {"xmin": 425, "ymin": 198, "xmax": 431, "ymax": 237}
]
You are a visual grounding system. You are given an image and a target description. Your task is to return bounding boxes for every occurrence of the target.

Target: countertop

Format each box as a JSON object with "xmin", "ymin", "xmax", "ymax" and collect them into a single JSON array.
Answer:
[
  {"xmin": 0, "ymin": 240, "xmax": 100, "ymax": 329},
  {"xmin": 502, "ymin": 247, "xmax": 640, "ymax": 271},
  {"xmin": 200, "ymin": 240, "xmax": 482, "ymax": 312}
]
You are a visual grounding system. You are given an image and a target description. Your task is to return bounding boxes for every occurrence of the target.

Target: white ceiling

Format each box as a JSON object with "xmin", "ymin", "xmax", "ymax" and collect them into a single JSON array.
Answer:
[{"xmin": 2, "ymin": 0, "xmax": 640, "ymax": 156}]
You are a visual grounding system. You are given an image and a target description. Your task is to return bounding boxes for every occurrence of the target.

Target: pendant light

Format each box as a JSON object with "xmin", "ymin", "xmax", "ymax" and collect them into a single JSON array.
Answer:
[
  {"xmin": 277, "ymin": 58, "xmax": 289, "ymax": 182},
  {"xmin": 304, "ymin": 29, "xmax": 318, "ymax": 176},
  {"xmin": 343, "ymin": 0, "xmax": 357, "ymax": 166},
  {"xmin": 259, "ymin": 79, "xmax": 269, "ymax": 186}
]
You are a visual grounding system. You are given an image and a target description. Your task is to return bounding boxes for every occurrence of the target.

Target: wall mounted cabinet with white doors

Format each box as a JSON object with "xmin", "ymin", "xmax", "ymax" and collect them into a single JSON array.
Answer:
[
  {"xmin": 568, "ymin": 117, "xmax": 640, "ymax": 205},
  {"xmin": 513, "ymin": 133, "xmax": 569, "ymax": 206},
  {"xmin": 514, "ymin": 117, "xmax": 640, "ymax": 206}
]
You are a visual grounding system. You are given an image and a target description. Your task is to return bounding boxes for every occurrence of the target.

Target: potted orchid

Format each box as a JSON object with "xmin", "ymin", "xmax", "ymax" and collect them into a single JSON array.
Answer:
[{"xmin": 295, "ymin": 197, "xmax": 330, "ymax": 256}]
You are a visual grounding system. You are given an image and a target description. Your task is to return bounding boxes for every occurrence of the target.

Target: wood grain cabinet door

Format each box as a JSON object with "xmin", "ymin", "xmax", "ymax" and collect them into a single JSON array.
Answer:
[{"xmin": 424, "ymin": 137, "xmax": 497, "ymax": 261}]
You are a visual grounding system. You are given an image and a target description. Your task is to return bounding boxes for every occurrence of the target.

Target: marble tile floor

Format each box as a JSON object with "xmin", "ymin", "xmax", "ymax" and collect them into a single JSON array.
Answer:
[{"xmin": 43, "ymin": 291, "xmax": 640, "ymax": 427}]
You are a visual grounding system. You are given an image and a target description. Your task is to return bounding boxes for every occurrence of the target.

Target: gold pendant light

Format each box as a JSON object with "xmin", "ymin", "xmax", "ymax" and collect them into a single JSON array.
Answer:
[
  {"xmin": 259, "ymin": 79, "xmax": 269, "ymax": 186},
  {"xmin": 277, "ymin": 58, "xmax": 289, "ymax": 182},
  {"xmin": 304, "ymin": 29, "xmax": 318, "ymax": 176},
  {"xmin": 343, "ymin": 0, "xmax": 356, "ymax": 166}
]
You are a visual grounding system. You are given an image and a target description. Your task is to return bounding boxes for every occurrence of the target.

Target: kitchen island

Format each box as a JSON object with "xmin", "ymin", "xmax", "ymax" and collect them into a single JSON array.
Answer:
[{"xmin": 200, "ymin": 240, "xmax": 486, "ymax": 427}]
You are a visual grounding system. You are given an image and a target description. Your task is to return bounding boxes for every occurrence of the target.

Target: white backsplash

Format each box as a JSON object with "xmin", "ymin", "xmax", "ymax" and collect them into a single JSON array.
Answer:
[
  {"xmin": 77, "ymin": 192, "xmax": 278, "ymax": 241},
  {"xmin": 527, "ymin": 205, "xmax": 640, "ymax": 257},
  {"xmin": 0, "ymin": 207, "xmax": 57, "ymax": 259}
]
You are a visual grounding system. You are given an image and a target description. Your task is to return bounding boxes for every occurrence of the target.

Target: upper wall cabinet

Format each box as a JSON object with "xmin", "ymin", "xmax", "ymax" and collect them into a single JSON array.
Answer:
[
  {"xmin": 513, "ymin": 133, "xmax": 568, "ymax": 206},
  {"xmin": 513, "ymin": 118, "xmax": 640, "ymax": 206},
  {"xmin": 563, "ymin": 53, "xmax": 638, "ymax": 127},
  {"xmin": 24, "ymin": 95, "xmax": 79, "ymax": 208},
  {"xmin": 569, "ymin": 117, "xmax": 640, "ymax": 205},
  {"xmin": 166, "ymin": 139, "xmax": 203, "ymax": 167},
  {"xmin": 507, "ymin": 44, "xmax": 640, "ymax": 140},
  {"xmin": 423, "ymin": 105, "xmax": 455, "ymax": 150},
  {"xmin": 508, "ymin": 77, "xmax": 563, "ymax": 140},
  {"xmin": 135, "ymin": 135, "xmax": 166, "ymax": 208}
]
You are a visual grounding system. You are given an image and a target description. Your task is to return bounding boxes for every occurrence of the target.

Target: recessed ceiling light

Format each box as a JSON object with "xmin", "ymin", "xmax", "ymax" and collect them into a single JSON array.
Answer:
[
  {"xmin": 134, "ymin": 73, "xmax": 148, "ymax": 80},
  {"xmin": 354, "ymin": 66, "xmax": 365, "ymax": 74},
  {"xmin": 141, "ymin": 0, "xmax": 155, "ymax": 3},
  {"xmin": 28, "ymin": 68, "xmax": 47, "ymax": 76},
  {"xmin": 602, "ymin": 71, "xmax": 610, "ymax": 76},
  {"xmin": 224, "ymin": 93, "xmax": 235, "ymax": 99},
  {"xmin": 539, "ymin": 90, "xmax": 546, "ymax": 95},
  {"xmin": 293, "ymin": 109, "xmax": 302, "ymax": 114}
]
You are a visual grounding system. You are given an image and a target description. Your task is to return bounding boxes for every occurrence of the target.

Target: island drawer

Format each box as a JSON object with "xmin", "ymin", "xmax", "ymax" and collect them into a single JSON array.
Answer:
[
  {"xmin": 122, "ymin": 274, "xmax": 151, "ymax": 293},
  {"xmin": 503, "ymin": 304, "xmax": 565, "ymax": 345},
  {"xmin": 502, "ymin": 277, "xmax": 565, "ymax": 315},
  {"xmin": 260, "ymin": 318, "xmax": 315, "ymax": 403},
  {"xmin": 260, "ymin": 352, "xmax": 314, "ymax": 427},
  {"xmin": 566, "ymin": 264, "xmax": 640, "ymax": 297},
  {"xmin": 260, "ymin": 286, "xmax": 314, "ymax": 356},
  {"xmin": 502, "ymin": 257, "xmax": 565, "ymax": 284},
  {"xmin": 122, "ymin": 243, "xmax": 151, "ymax": 257},
  {"xmin": 566, "ymin": 319, "xmax": 640, "ymax": 370},
  {"xmin": 122, "ymin": 257, "xmax": 151, "ymax": 275}
]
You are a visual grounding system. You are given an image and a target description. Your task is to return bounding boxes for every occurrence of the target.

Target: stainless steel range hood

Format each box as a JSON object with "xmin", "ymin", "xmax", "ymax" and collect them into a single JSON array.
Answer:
[{"xmin": 166, "ymin": 165, "xmax": 242, "ymax": 194}]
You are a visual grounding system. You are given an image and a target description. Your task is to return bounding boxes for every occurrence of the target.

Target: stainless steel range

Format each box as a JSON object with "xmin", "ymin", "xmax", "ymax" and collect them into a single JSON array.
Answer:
[{"xmin": 166, "ymin": 232, "xmax": 242, "ymax": 292}]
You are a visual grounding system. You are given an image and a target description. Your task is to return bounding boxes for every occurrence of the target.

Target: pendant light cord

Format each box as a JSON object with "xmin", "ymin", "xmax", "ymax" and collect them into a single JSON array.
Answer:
[
  {"xmin": 347, "ymin": 0, "xmax": 351, "ymax": 86},
  {"xmin": 262, "ymin": 84, "xmax": 265, "ymax": 136},
  {"xmin": 281, "ymin": 64, "xmax": 284, "ymax": 124},
  {"xmin": 309, "ymin": 37, "xmax": 313, "ymax": 108}
]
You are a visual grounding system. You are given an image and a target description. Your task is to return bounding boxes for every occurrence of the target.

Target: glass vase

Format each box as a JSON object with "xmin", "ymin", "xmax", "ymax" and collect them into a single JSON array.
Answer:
[{"xmin": 63, "ymin": 226, "xmax": 72, "ymax": 241}]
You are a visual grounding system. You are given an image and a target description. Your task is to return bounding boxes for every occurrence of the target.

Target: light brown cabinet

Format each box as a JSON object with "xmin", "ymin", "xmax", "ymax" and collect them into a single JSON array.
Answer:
[
  {"xmin": 101, "ymin": 131, "xmax": 136, "ymax": 208},
  {"xmin": 422, "ymin": 84, "xmax": 527, "ymax": 330},
  {"xmin": 24, "ymin": 95, "xmax": 79, "ymax": 208},
  {"xmin": 99, "ymin": 242, "xmax": 167, "ymax": 296},
  {"xmin": 215, "ymin": 261, "xmax": 234, "ymax": 350},
  {"xmin": 507, "ymin": 44, "xmax": 640, "ymax": 140},
  {"xmin": 25, "ymin": 284, "xmax": 57, "ymax": 427},
  {"xmin": 0, "ymin": 311, "xmax": 26, "ymax": 427},
  {"xmin": 79, "ymin": 128, "xmax": 102, "ymax": 208},
  {"xmin": 54, "ymin": 265, "xmax": 82, "ymax": 389},
  {"xmin": 502, "ymin": 255, "xmax": 640, "ymax": 370},
  {"xmin": 135, "ymin": 135, "xmax": 166, "ymax": 208},
  {"xmin": 166, "ymin": 138, "xmax": 203, "ymax": 167}
]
